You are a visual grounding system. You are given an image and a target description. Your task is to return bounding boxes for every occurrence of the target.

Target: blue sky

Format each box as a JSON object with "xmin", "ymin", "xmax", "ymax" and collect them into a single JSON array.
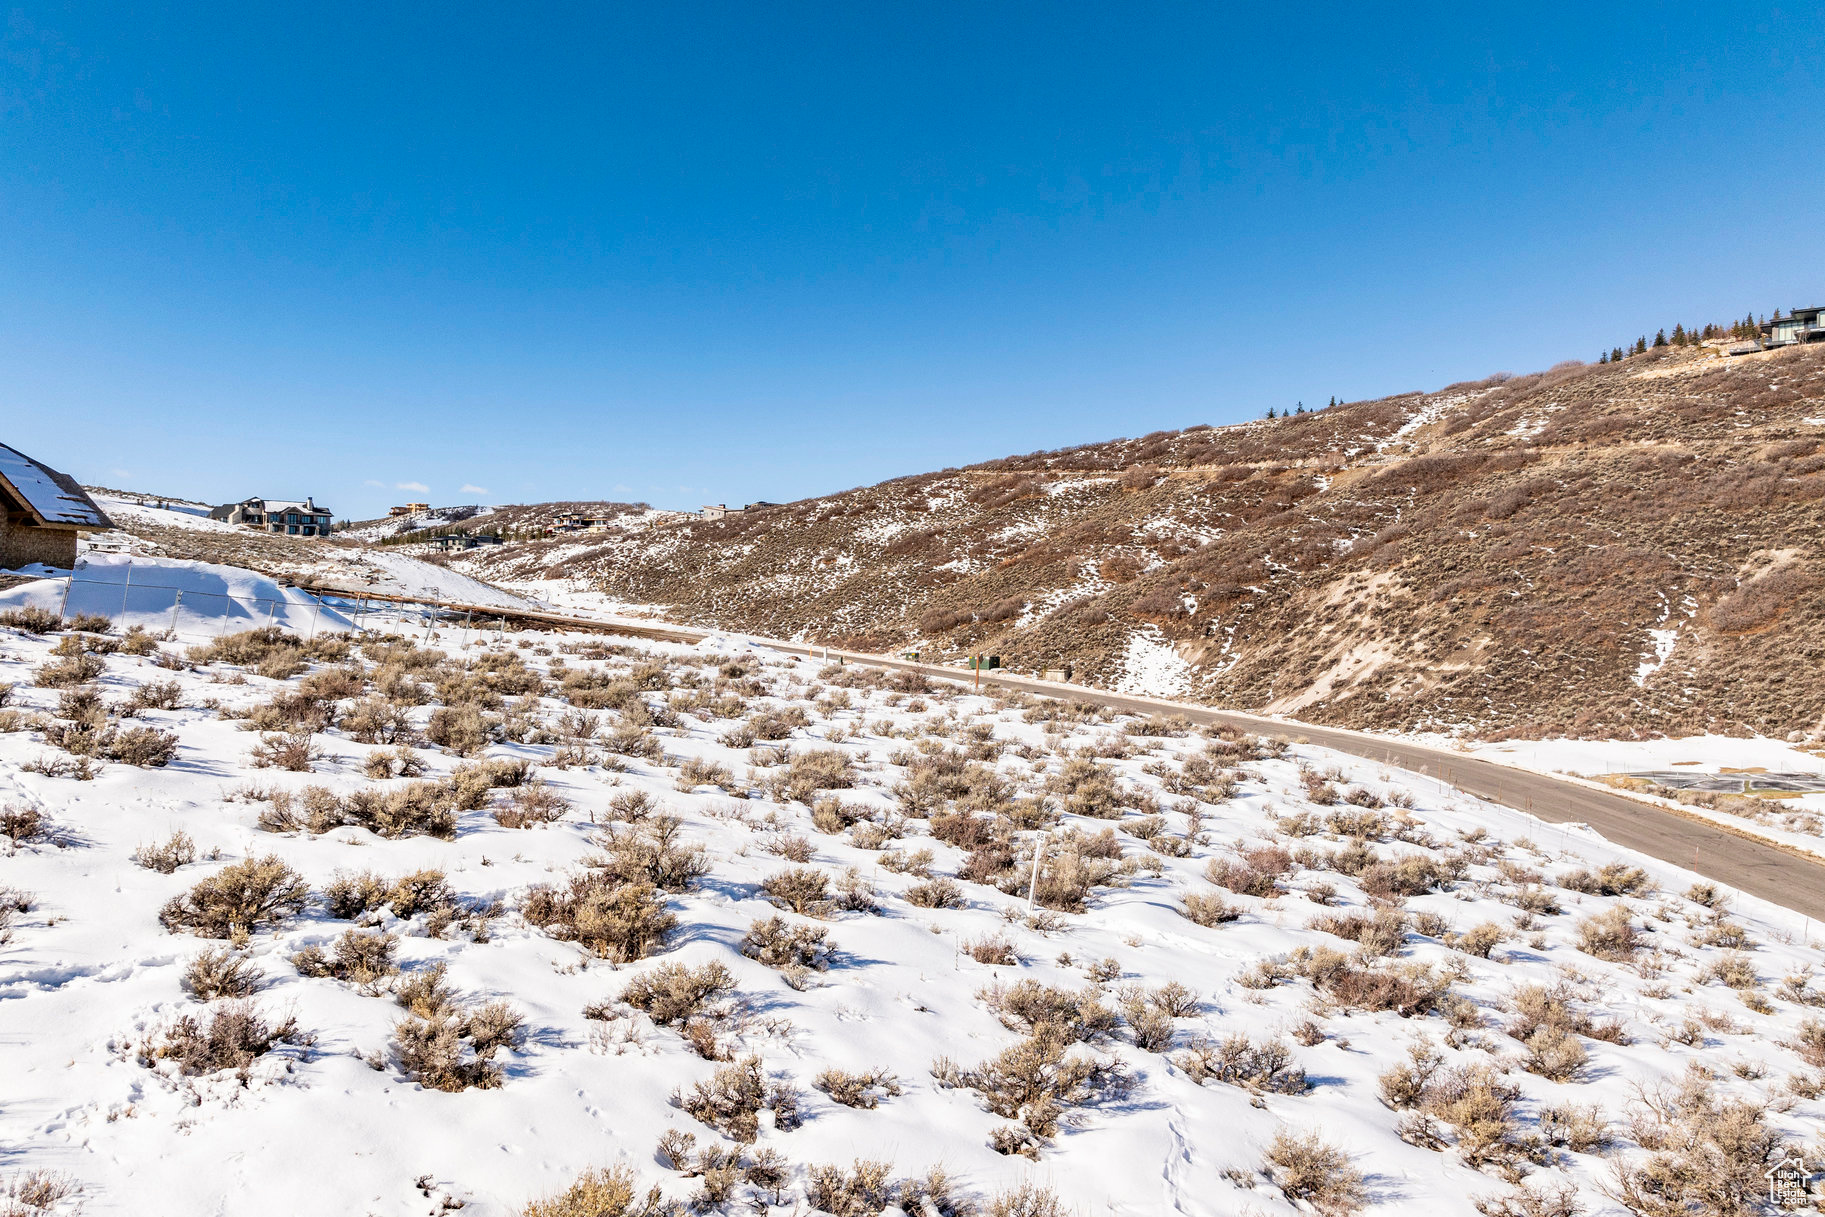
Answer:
[{"xmin": 2, "ymin": 4, "xmax": 1822, "ymax": 518}]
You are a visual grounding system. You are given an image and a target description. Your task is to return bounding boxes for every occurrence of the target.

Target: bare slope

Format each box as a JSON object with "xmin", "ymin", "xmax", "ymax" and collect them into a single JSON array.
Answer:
[{"xmin": 458, "ymin": 343, "xmax": 1825, "ymax": 739}]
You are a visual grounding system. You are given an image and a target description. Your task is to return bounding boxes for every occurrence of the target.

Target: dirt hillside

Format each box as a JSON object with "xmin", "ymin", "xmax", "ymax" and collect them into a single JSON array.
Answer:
[{"xmin": 452, "ymin": 343, "xmax": 1825, "ymax": 739}]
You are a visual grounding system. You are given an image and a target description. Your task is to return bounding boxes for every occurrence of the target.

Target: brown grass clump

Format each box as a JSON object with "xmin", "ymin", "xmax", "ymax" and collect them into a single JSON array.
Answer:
[
  {"xmin": 906, "ymin": 877, "xmax": 966, "ymax": 909},
  {"xmin": 1575, "ymin": 906, "xmax": 1641, "ymax": 961},
  {"xmin": 520, "ymin": 1164, "xmax": 670, "ymax": 1217},
  {"xmin": 1, "ymin": 804, "xmax": 45, "ymax": 849},
  {"xmin": 522, "ymin": 874, "xmax": 676, "ymax": 962},
  {"xmin": 393, "ymin": 997, "xmax": 524, "ymax": 1092},
  {"xmin": 616, "ymin": 961, "xmax": 735, "ymax": 1026},
  {"xmin": 1175, "ymin": 1032, "xmax": 1309, "ymax": 1093},
  {"xmin": 805, "ymin": 1160, "xmax": 896, "ymax": 1217},
  {"xmin": 34, "ymin": 652, "xmax": 105, "ymax": 688},
  {"xmin": 0, "ymin": 606, "xmax": 63, "ymax": 633},
  {"xmin": 183, "ymin": 946, "xmax": 264, "ymax": 999},
  {"xmin": 813, "ymin": 1068, "xmax": 902, "ymax": 1109},
  {"xmin": 1263, "ymin": 1129, "xmax": 1367, "ymax": 1216},
  {"xmin": 1311, "ymin": 908, "xmax": 1409, "ymax": 957},
  {"xmin": 986, "ymin": 1182, "xmax": 1069, "ymax": 1217},
  {"xmin": 158, "ymin": 856, "xmax": 310, "ymax": 938},
  {"xmin": 980, "ymin": 980, "xmax": 1116, "ymax": 1042},
  {"xmin": 1603, "ymin": 1072, "xmax": 1788, "ymax": 1217},
  {"xmin": 674, "ymin": 1055, "xmax": 802, "ymax": 1142},
  {"xmin": 249, "ymin": 730, "xmax": 319, "ymax": 772},
  {"xmin": 1181, "ymin": 891, "xmax": 1240, "ymax": 926},
  {"xmin": 593, "ymin": 816, "xmax": 709, "ymax": 890},
  {"xmin": 139, "ymin": 1002, "xmax": 300, "ymax": 1077},
  {"xmin": 1295, "ymin": 946, "xmax": 1449, "ymax": 1016},
  {"xmin": 945, "ymin": 1023, "xmax": 1127, "ymax": 1139},
  {"xmin": 741, "ymin": 916, "xmax": 835, "ymax": 973},
  {"xmin": 1560, "ymin": 862, "xmax": 1650, "ymax": 897},
  {"xmin": 1205, "ymin": 846, "xmax": 1290, "ymax": 897},
  {"xmin": 765, "ymin": 748, "xmax": 855, "ymax": 804},
  {"xmin": 292, "ymin": 929, "xmax": 401, "ymax": 994},
  {"xmin": 495, "ymin": 782, "xmax": 570, "ymax": 828},
  {"xmin": 760, "ymin": 866, "xmax": 832, "ymax": 916}
]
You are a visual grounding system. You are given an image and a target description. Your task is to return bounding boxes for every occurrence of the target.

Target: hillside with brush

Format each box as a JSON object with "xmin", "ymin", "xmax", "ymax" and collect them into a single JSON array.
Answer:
[{"xmin": 456, "ymin": 342, "xmax": 1825, "ymax": 739}]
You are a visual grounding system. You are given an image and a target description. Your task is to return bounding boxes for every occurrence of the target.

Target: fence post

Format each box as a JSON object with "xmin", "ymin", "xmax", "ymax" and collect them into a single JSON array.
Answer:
[
  {"xmin": 308, "ymin": 602, "xmax": 322, "ymax": 642},
  {"xmin": 57, "ymin": 575, "xmax": 73, "ymax": 620},
  {"xmin": 120, "ymin": 560, "xmax": 133, "ymax": 621},
  {"xmin": 169, "ymin": 590, "xmax": 183, "ymax": 638}
]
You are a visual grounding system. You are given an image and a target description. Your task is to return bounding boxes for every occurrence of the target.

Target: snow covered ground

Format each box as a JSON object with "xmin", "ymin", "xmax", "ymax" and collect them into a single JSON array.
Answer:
[
  {"xmin": 1, "ymin": 560, "xmax": 1823, "ymax": 1216},
  {"xmin": 351, "ymin": 551, "xmax": 534, "ymax": 611}
]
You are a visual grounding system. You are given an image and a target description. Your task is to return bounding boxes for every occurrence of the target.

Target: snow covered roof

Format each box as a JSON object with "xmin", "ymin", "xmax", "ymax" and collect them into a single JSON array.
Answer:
[{"xmin": 0, "ymin": 443, "xmax": 112, "ymax": 529}]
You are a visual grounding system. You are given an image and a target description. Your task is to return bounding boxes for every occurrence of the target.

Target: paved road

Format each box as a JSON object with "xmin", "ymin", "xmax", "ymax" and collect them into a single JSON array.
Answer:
[{"xmin": 316, "ymin": 588, "xmax": 1825, "ymax": 922}]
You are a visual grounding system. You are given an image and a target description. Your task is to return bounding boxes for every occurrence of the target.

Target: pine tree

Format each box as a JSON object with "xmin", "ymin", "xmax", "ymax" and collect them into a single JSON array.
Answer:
[
  {"xmin": 1653, "ymin": 329, "xmax": 1668, "ymax": 347},
  {"xmin": 1611, "ymin": 346, "xmax": 1625, "ymax": 362},
  {"xmin": 1295, "ymin": 401, "xmax": 1305, "ymax": 414},
  {"xmin": 1266, "ymin": 407, "xmax": 1277, "ymax": 419},
  {"xmin": 1671, "ymin": 323, "xmax": 1686, "ymax": 345},
  {"xmin": 1634, "ymin": 336, "xmax": 1648, "ymax": 355}
]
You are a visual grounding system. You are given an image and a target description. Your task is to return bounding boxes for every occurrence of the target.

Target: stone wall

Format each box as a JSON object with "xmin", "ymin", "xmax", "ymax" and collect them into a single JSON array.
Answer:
[{"xmin": 0, "ymin": 514, "xmax": 78, "ymax": 571}]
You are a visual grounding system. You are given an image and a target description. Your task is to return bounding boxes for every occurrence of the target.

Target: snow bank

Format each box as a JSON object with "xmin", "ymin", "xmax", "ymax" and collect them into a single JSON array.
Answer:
[
  {"xmin": 0, "ymin": 553, "xmax": 353, "ymax": 637},
  {"xmin": 1112, "ymin": 626, "xmax": 1193, "ymax": 698},
  {"xmin": 354, "ymin": 551, "xmax": 532, "ymax": 610}
]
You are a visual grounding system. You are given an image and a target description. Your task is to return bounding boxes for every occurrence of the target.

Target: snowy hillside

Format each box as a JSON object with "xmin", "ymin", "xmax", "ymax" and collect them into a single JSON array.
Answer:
[{"xmin": 1, "ymin": 574, "xmax": 1823, "ymax": 1216}]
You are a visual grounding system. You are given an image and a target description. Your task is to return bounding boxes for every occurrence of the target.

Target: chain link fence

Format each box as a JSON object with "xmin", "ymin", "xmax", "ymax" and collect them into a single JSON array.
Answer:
[{"xmin": 11, "ymin": 573, "xmax": 504, "ymax": 645}]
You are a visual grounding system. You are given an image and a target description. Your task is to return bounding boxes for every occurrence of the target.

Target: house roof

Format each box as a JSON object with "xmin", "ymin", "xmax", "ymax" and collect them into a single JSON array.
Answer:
[{"xmin": 0, "ymin": 443, "xmax": 112, "ymax": 529}]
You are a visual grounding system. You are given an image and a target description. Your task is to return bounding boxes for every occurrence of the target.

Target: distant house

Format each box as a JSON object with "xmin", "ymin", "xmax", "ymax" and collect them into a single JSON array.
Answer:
[
  {"xmin": 0, "ymin": 443, "xmax": 112, "ymax": 570},
  {"xmin": 388, "ymin": 502, "xmax": 430, "ymax": 517},
  {"xmin": 701, "ymin": 503, "xmax": 730, "ymax": 520},
  {"xmin": 209, "ymin": 496, "xmax": 335, "ymax": 537},
  {"xmin": 547, "ymin": 512, "xmax": 615, "ymax": 534},
  {"xmin": 1761, "ymin": 307, "xmax": 1825, "ymax": 348},
  {"xmin": 433, "ymin": 533, "xmax": 505, "ymax": 551}
]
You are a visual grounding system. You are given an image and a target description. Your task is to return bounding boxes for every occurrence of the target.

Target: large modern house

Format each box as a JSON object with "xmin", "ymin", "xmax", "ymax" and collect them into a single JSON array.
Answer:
[
  {"xmin": 0, "ymin": 442, "xmax": 112, "ymax": 570},
  {"xmin": 1761, "ymin": 307, "xmax": 1825, "ymax": 348},
  {"xmin": 209, "ymin": 496, "xmax": 335, "ymax": 536}
]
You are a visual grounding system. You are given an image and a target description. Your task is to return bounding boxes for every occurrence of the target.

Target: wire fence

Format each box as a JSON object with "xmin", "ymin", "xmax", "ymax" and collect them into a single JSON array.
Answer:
[{"xmin": 16, "ymin": 573, "xmax": 508, "ymax": 646}]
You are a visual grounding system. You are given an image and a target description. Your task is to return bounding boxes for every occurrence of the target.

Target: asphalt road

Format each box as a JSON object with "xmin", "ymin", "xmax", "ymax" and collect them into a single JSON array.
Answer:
[{"xmin": 323, "ymin": 589, "xmax": 1825, "ymax": 922}]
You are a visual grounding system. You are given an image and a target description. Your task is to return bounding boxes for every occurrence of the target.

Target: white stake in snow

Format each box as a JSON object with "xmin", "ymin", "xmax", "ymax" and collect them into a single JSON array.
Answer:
[{"xmin": 1026, "ymin": 827, "xmax": 1053, "ymax": 911}]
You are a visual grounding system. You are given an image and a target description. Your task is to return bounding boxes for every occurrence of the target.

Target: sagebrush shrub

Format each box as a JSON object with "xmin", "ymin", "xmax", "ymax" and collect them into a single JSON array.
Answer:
[
  {"xmin": 761, "ymin": 866, "xmax": 831, "ymax": 916},
  {"xmin": 521, "ymin": 1165, "xmax": 669, "ymax": 1217},
  {"xmin": 523, "ymin": 874, "xmax": 676, "ymax": 962},
  {"xmin": 0, "ymin": 606, "xmax": 63, "ymax": 633},
  {"xmin": 394, "ymin": 998, "xmax": 524, "ymax": 1091},
  {"xmin": 184, "ymin": 946, "xmax": 264, "ymax": 999},
  {"xmin": 1575, "ymin": 907, "xmax": 1640, "ymax": 961},
  {"xmin": 806, "ymin": 1159, "xmax": 896, "ymax": 1217},
  {"xmin": 293, "ymin": 929, "xmax": 401, "ymax": 994},
  {"xmin": 1176, "ymin": 1032, "xmax": 1308, "ymax": 1093},
  {"xmin": 1264, "ymin": 1129, "xmax": 1366, "ymax": 1216},
  {"xmin": 814, "ymin": 1068, "xmax": 902, "ymax": 1109},
  {"xmin": 133, "ymin": 830, "xmax": 197, "ymax": 874},
  {"xmin": 159, "ymin": 856, "xmax": 310, "ymax": 938},
  {"xmin": 742, "ymin": 915, "xmax": 834, "ymax": 971},
  {"xmin": 139, "ymin": 1002, "xmax": 300, "ymax": 1077},
  {"xmin": 951, "ymin": 1024, "xmax": 1125, "ymax": 1138},
  {"xmin": 1182, "ymin": 891, "xmax": 1239, "ymax": 927},
  {"xmin": 675, "ymin": 1055, "xmax": 801, "ymax": 1142},
  {"xmin": 617, "ymin": 961, "xmax": 735, "ymax": 1025},
  {"xmin": 906, "ymin": 877, "xmax": 966, "ymax": 909}
]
